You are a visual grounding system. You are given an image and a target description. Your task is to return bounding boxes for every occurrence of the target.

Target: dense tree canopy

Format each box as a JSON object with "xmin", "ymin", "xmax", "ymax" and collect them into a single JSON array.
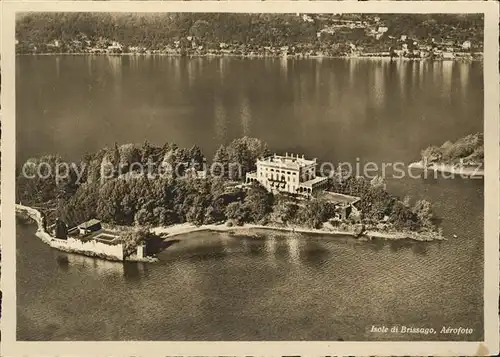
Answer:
[
  {"xmin": 17, "ymin": 137, "xmax": 438, "ymax": 233},
  {"xmin": 420, "ymin": 133, "xmax": 483, "ymax": 166}
]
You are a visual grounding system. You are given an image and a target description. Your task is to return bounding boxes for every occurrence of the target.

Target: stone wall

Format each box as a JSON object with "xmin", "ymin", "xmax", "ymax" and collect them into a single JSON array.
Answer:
[
  {"xmin": 16, "ymin": 204, "xmax": 125, "ymax": 261},
  {"xmin": 51, "ymin": 237, "xmax": 124, "ymax": 260}
]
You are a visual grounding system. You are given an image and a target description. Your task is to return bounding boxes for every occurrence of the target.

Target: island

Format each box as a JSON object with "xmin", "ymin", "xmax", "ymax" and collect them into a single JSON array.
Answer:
[
  {"xmin": 16, "ymin": 137, "xmax": 445, "ymax": 263},
  {"xmin": 409, "ymin": 133, "xmax": 484, "ymax": 177}
]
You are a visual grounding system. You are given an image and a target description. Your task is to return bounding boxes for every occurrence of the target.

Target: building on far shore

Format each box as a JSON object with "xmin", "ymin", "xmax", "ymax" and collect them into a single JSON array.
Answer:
[
  {"xmin": 245, "ymin": 153, "xmax": 328, "ymax": 197},
  {"xmin": 442, "ymin": 51, "xmax": 455, "ymax": 60}
]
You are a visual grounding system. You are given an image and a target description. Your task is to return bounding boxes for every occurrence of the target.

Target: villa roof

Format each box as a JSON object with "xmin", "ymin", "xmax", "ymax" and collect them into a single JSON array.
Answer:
[
  {"xmin": 257, "ymin": 154, "xmax": 316, "ymax": 170},
  {"xmin": 300, "ymin": 176, "xmax": 328, "ymax": 187}
]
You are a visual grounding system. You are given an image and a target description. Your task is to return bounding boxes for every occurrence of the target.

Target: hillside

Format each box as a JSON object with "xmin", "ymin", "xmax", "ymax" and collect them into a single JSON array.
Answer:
[{"xmin": 16, "ymin": 13, "xmax": 483, "ymax": 57}]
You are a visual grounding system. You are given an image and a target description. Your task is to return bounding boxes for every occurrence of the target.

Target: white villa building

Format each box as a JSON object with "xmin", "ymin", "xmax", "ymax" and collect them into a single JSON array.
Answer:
[{"xmin": 245, "ymin": 153, "xmax": 328, "ymax": 197}]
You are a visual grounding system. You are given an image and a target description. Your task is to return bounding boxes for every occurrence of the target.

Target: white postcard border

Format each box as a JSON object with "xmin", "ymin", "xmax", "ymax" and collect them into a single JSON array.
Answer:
[{"xmin": 1, "ymin": 1, "xmax": 498, "ymax": 356}]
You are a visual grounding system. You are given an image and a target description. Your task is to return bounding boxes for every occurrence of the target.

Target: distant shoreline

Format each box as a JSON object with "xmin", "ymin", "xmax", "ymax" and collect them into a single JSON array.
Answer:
[{"xmin": 15, "ymin": 52, "xmax": 483, "ymax": 62}]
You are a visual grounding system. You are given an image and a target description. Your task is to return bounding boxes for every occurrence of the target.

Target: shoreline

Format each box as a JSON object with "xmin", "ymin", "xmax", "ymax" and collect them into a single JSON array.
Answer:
[
  {"xmin": 15, "ymin": 52, "xmax": 483, "ymax": 62},
  {"xmin": 408, "ymin": 161, "xmax": 484, "ymax": 177},
  {"xmin": 152, "ymin": 222, "xmax": 445, "ymax": 243},
  {"xmin": 17, "ymin": 204, "xmax": 446, "ymax": 264}
]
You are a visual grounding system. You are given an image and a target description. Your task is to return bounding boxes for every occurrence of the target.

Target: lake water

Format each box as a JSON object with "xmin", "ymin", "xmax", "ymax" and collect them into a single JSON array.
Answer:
[{"xmin": 16, "ymin": 56, "xmax": 484, "ymax": 341}]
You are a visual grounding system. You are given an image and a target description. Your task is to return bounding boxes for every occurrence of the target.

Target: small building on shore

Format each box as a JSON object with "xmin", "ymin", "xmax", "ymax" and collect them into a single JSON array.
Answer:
[
  {"xmin": 53, "ymin": 218, "xmax": 147, "ymax": 260},
  {"xmin": 78, "ymin": 219, "xmax": 102, "ymax": 235},
  {"xmin": 319, "ymin": 191, "xmax": 361, "ymax": 220}
]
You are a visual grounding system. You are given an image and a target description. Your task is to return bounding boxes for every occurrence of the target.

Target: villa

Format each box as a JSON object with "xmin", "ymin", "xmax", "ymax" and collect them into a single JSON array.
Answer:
[
  {"xmin": 245, "ymin": 153, "xmax": 361, "ymax": 220},
  {"xmin": 245, "ymin": 153, "xmax": 328, "ymax": 197}
]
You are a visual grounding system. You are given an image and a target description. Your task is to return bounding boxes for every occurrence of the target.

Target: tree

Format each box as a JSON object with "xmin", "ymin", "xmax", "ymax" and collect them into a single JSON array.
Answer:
[
  {"xmin": 271, "ymin": 194, "xmax": 298, "ymax": 224},
  {"xmin": 212, "ymin": 144, "xmax": 230, "ymax": 178},
  {"xmin": 56, "ymin": 164, "xmax": 79, "ymax": 200},
  {"xmin": 189, "ymin": 20, "xmax": 211, "ymax": 39},
  {"xmin": 121, "ymin": 226, "xmax": 151, "ymax": 256},
  {"xmin": 227, "ymin": 140, "xmax": 251, "ymax": 179},
  {"xmin": 186, "ymin": 195, "xmax": 209, "ymax": 226},
  {"xmin": 96, "ymin": 179, "xmax": 133, "ymax": 225},
  {"xmin": 412, "ymin": 199, "xmax": 433, "ymax": 229},
  {"xmin": 113, "ymin": 142, "xmax": 121, "ymax": 176},
  {"xmin": 118, "ymin": 143, "xmax": 141, "ymax": 173},
  {"xmin": 389, "ymin": 200, "xmax": 419, "ymax": 231},
  {"xmin": 370, "ymin": 175, "xmax": 386, "ymax": 189},
  {"xmin": 296, "ymin": 198, "xmax": 334, "ymax": 229},
  {"xmin": 225, "ymin": 201, "xmax": 250, "ymax": 225},
  {"xmin": 188, "ymin": 144, "xmax": 205, "ymax": 169},
  {"xmin": 54, "ymin": 218, "xmax": 68, "ymax": 239},
  {"xmin": 421, "ymin": 145, "xmax": 442, "ymax": 164},
  {"xmin": 243, "ymin": 183, "xmax": 273, "ymax": 223},
  {"xmin": 226, "ymin": 137, "xmax": 270, "ymax": 179}
]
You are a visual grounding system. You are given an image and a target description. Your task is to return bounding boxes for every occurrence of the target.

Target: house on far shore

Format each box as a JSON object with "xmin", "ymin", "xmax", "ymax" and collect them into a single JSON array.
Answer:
[
  {"xmin": 462, "ymin": 40, "xmax": 471, "ymax": 50},
  {"xmin": 377, "ymin": 26, "xmax": 388, "ymax": 34},
  {"xmin": 107, "ymin": 41, "xmax": 123, "ymax": 53}
]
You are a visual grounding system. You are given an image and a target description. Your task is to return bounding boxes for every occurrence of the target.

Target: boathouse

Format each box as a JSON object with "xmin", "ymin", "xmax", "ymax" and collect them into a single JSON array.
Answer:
[{"xmin": 78, "ymin": 219, "xmax": 102, "ymax": 235}]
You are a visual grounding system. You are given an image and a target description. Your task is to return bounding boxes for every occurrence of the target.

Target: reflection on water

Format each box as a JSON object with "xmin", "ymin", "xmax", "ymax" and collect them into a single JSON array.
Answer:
[
  {"xmin": 53, "ymin": 249, "xmax": 147, "ymax": 281},
  {"xmin": 214, "ymin": 96, "xmax": 227, "ymax": 142},
  {"xmin": 240, "ymin": 94, "xmax": 251, "ymax": 137},
  {"xmin": 17, "ymin": 180, "xmax": 483, "ymax": 342},
  {"xmin": 56, "ymin": 255, "xmax": 69, "ymax": 271},
  {"xmin": 17, "ymin": 57, "xmax": 482, "ymax": 165},
  {"xmin": 55, "ymin": 56, "xmax": 60, "ymax": 79}
]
